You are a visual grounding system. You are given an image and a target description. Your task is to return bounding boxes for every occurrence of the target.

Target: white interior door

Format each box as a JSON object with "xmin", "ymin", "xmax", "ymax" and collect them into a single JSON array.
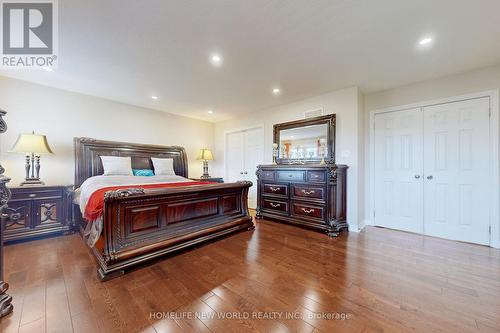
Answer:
[
  {"xmin": 374, "ymin": 108, "xmax": 424, "ymax": 233},
  {"xmin": 226, "ymin": 131, "xmax": 245, "ymax": 182},
  {"xmin": 243, "ymin": 127, "xmax": 264, "ymax": 208},
  {"xmin": 225, "ymin": 127, "xmax": 264, "ymax": 209},
  {"xmin": 423, "ymin": 97, "xmax": 490, "ymax": 245}
]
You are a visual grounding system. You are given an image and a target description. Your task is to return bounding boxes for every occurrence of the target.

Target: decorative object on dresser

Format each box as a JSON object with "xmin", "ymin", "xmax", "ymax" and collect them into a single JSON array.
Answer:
[
  {"xmin": 274, "ymin": 114, "xmax": 335, "ymax": 164},
  {"xmin": 272, "ymin": 143, "xmax": 279, "ymax": 164},
  {"xmin": 9, "ymin": 131, "xmax": 54, "ymax": 186},
  {"xmin": 74, "ymin": 138, "xmax": 253, "ymax": 281},
  {"xmin": 0, "ymin": 109, "xmax": 13, "ymax": 318},
  {"xmin": 197, "ymin": 148, "xmax": 214, "ymax": 179},
  {"xmin": 256, "ymin": 164, "xmax": 347, "ymax": 236},
  {"xmin": 257, "ymin": 113, "xmax": 348, "ymax": 236},
  {"xmin": 190, "ymin": 177, "xmax": 224, "ymax": 183},
  {"xmin": 2, "ymin": 185, "xmax": 73, "ymax": 243}
]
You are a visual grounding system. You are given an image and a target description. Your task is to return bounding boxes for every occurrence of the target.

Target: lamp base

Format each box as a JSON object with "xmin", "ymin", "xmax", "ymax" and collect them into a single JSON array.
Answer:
[
  {"xmin": 200, "ymin": 174, "xmax": 211, "ymax": 179},
  {"xmin": 20, "ymin": 178, "xmax": 44, "ymax": 186}
]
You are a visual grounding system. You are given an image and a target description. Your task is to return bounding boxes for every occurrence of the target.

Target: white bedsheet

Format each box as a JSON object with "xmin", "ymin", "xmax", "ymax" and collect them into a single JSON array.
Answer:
[
  {"xmin": 76, "ymin": 175, "xmax": 192, "ymax": 247},
  {"xmin": 78, "ymin": 175, "xmax": 192, "ymax": 214}
]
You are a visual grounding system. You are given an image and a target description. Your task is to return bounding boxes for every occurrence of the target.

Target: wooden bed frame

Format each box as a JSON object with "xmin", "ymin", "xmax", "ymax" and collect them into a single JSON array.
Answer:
[{"xmin": 73, "ymin": 137, "xmax": 254, "ymax": 281}]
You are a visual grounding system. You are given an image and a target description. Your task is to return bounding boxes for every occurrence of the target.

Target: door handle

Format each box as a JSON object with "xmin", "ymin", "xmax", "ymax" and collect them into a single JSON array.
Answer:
[
  {"xmin": 301, "ymin": 189, "xmax": 316, "ymax": 195},
  {"xmin": 243, "ymin": 171, "xmax": 248, "ymax": 175},
  {"xmin": 414, "ymin": 175, "xmax": 421, "ymax": 179},
  {"xmin": 426, "ymin": 175, "xmax": 433, "ymax": 180},
  {"xmin": 240, "ymin": 172, "xmax": 244, "ymax": 175}
]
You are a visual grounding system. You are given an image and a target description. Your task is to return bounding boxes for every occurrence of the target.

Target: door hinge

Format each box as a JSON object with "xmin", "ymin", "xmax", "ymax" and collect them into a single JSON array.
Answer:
[{"xmin": 489, "ymin": 225, "xmax": 492, "ymax": 235}]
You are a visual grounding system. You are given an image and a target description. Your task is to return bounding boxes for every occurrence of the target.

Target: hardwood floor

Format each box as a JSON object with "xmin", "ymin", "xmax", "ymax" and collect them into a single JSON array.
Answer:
[{"xmin": 1, "ymin": 218, "xmax": 500, "ymax": 333}]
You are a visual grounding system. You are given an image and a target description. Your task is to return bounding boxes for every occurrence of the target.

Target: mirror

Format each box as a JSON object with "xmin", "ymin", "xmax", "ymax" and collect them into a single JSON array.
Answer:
[
  {"xmin": 279, "ymin": 124, "xmax": 328, "ymax": 159},
  {"xmin": 273, "ymin": 114, "xmax": 336, "ymax": 164}
]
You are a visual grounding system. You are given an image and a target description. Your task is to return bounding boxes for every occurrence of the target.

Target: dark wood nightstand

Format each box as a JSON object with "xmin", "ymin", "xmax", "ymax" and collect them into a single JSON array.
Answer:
[
  {"xmin": 190, "ymin": 177, "xmax": 224, "ymax": 183},
  {"xmin": 2, "ymin": 185, "xmax": 73, "ymax": 243}
]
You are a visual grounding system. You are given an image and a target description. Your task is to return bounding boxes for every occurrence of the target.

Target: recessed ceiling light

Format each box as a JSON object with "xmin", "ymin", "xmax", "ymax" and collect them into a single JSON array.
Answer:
[
  {"xmin": 41, "ymin": 66, "xmax": 53, "ymax": 72},
  {"xmin": 207, "ymin": 110, "xmax": 214, "ymax": 114},
  {"xmin": 210, "ymin": 53, "xmax": 222, "ymax": 66},
  {"xmin": 272, "ymin": 88, "xmax": 281, "ymax": 95},
  {"xmin": 151, "ymin": 95, "xmax": 159, "ymax": 100},
  {"xmin": 418, "ymin": 37, "xmax": 433, "ymax": 45}
]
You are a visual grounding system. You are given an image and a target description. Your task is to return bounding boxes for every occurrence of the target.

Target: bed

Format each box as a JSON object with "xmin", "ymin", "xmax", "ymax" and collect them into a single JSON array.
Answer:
[{"xmin": 73, "ymin": 137, "xmax": 254, "ymax": 281}]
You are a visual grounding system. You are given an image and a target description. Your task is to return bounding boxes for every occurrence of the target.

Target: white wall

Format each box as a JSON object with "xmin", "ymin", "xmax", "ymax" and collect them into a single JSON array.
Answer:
[
  {"xmin": 0, "ymin": 76, "xmax": 214, "ymax": 186},
  {"xmin": 213, "ymin": 87, "xmax": 365, "ymax": 231},
  {"xmin": 365, "ymin": 64, "xmax": 500, "ymax": 111},
  {"xmin": 364, "ymin": 64, "xmax": 500, "ymax": 247}
]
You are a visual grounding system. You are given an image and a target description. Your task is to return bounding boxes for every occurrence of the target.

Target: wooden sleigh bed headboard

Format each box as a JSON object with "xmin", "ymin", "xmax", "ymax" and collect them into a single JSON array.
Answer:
[{"xmin": 74, "ymin": 137, "xmax": 189, "ymax": 188}]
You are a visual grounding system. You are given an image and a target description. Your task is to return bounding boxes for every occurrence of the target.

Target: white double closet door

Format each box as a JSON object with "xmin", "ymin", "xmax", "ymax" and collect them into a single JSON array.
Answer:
[
  {"xmin": 226, "ymin": 127, "xmax": 264, "ymax": 209},
  {"xmin": 374, "ymin": 97, "xmax": 491, "ymax": 245}
]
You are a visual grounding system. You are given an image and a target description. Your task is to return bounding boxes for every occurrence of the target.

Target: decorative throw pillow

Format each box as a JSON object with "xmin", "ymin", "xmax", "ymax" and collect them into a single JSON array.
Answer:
[
  {"xmin": 100, "ymin": 156, "xmax": 133, "ymax": 176},
  {"xmin": 133, "ymin": 169, "xmax": 154, "ymax": 176},
  {"xmin": 151, "ymin": 158, "xmax": 175, "ymax": 175}
]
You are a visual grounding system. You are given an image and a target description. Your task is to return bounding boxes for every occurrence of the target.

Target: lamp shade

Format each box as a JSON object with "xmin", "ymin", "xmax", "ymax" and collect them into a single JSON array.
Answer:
[
  {"xmin": 10, "ymin": 133, "xmax": 54, "ymax": 154},
  {"xmin": 197, "ymin": 149, "xmax": 213, "ymax": 161}
]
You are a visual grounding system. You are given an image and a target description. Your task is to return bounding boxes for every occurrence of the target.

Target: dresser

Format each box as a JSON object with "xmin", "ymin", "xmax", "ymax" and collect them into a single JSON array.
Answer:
[
  {"xmin": 2, "ymin": 186, "xmax": 73, "ymax": 242},
  {"xmin": 255, "ymin": 164, "xmax": 348, "ymax": 236}
]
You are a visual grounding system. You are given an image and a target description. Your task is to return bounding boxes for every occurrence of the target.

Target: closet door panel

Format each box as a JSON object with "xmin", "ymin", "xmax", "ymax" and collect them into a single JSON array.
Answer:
[
  {"xmin": 423, "ymin": 97, "xmax": 490, "ymax": 245},
  {"xmin": 374, "ymin": 108, "xmax": 424, "ymax": 233},
  {"xmin": 244, "ymin": 128, "xmax": 264, "ymax": 208},
  {"xmin": 226, "ymin": 132, "xmax": 245, "ymax": 182}
]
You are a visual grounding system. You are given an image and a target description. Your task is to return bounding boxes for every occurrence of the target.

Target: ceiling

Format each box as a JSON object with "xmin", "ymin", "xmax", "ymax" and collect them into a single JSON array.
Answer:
[{"xmin": 2, "ymin": 0, "xmax": 500, "ymax": 122}]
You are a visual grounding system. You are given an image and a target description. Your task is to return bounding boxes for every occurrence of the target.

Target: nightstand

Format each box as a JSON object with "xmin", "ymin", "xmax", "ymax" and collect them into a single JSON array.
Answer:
[
  {"xmin": 190, "ymin": 177, "xmax": 224, "ymax": 183},
  {"xmin": 2, "ymin": 185, "xmax": 73, "ymax": 243}
]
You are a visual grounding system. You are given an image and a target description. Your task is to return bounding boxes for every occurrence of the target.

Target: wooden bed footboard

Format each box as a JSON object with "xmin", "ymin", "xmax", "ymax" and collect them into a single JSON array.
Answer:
[{"xmin": 92, "ymin": 181, "xmax": 254, "ymax": 281}]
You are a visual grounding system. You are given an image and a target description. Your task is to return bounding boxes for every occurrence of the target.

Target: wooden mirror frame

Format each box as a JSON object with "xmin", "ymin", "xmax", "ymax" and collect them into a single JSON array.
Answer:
[{"xmin": 273, "ymin": 114, "xmax": 336, "ymax": 164}]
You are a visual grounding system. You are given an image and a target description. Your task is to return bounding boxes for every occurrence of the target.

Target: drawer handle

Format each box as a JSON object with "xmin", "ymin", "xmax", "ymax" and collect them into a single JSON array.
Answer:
[
  {"xmin": 269, "ymin": 203, "xmax": 281, "ymax": 208},
  {"xmin": 301, "ymin": 189, "xmax": 315, "ymax": 195},
  {"xmin": 288, "ymin": 174, "xmax": 293, "ymax": 177},
  {"xmin": 269, "ymin": 187, "xmax": 280, "ymax": 192},
  {"xmin": 29, "ymin": 194, "xmax": 36, "ymax": 198},
  {"xmin": 301, "ymin": 208, "xmax": 315, "ymax": 214}
]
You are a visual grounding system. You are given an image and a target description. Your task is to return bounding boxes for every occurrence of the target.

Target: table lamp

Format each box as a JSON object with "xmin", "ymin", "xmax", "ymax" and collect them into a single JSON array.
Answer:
[
  {"xmin": 9, "ymin": 131, "xmax": 53, "ymax": 186},
  {"xmin": 197, "ymin": 149, "xmax": 214, "ymax": 179}
]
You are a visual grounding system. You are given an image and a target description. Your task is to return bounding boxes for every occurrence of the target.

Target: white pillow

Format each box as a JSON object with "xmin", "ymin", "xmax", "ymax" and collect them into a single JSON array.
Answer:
[
  {"xmin": 151, "ymin": 158, "xmax": 175, "ymax": 175},
  {"xmin": 100, "ymin": 156, "xmax": 133, "ymax": 176}
]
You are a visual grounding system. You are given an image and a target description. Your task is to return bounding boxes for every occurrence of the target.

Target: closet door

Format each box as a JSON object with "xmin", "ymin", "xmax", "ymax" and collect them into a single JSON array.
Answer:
[
  {"xmin": 226, "ymin": 131, "xmax": 246, "ymax": 183},
  {"xmin": 243, "ymin": 128, "xmax": 264, "ymax": 208},
  {"xmin": 423, "ymin": 97, "xmax": 490, "ymax": 245},
  {"xmin": 225, "ymin": 128, "xmax": 264, "ymax": 209},
  {"xmin": 374, "ymin": 108, "xmax": 424, "ymax": 233}
]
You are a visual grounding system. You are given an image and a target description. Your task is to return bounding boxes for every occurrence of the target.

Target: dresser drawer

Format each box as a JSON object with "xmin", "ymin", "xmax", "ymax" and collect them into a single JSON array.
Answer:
[
  {"xmin": 262, "ymin": 198, "xmax": 288, "ymax": 215},
  {"xmin": 307, "ymin": 171, "xmax": 326, "ymax": 183},
  {"xmin": 276, "ymin": 171, "xmax": 305, "ymax": 182},
  {"xmin": 259, "ymin": 170, "xmax": 275, "ymax": 181},
  {"xmin": 291, "ymin": 202, "xmax": 325, "ymax": 222},
  {"xmin": 11, "ymin": 189, "xmax": 63, "ymax": 200},
  {"xmin": 292, "ymin": 185, "xmax": 325, "ymax": 201},
  {"xmin": 263, "ymin": 183, "xmax": 288, "ymax": 197}
]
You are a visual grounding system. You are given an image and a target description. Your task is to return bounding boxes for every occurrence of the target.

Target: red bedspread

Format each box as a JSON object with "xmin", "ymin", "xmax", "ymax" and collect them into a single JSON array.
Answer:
[{"xmin": 84, "ymin": 182, "xmax": 212, "ymax": 221}]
